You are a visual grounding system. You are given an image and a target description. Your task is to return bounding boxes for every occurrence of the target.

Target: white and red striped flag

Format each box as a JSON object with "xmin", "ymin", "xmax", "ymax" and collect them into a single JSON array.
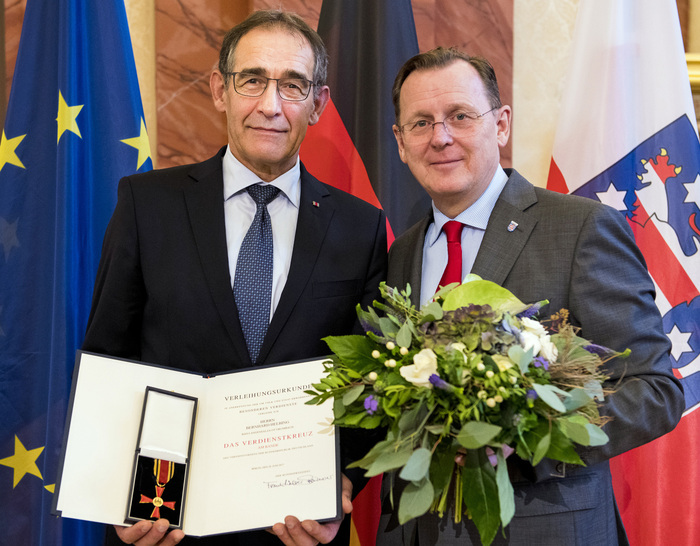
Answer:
[{"xmin": 547, "ymin": 1, "xmax": 700, "ymax": 543}]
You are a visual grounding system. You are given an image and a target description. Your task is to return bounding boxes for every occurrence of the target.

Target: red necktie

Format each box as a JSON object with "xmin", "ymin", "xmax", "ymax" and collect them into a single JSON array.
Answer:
[{"xmin": 438, "ymin": 221, "xmax": 464, "ymax": 290}]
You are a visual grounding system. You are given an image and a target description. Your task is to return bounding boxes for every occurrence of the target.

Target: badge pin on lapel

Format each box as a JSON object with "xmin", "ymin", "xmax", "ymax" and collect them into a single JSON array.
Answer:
[
  {"xmin": 312, "ymin": 201, "xmax": 320, "ymax": 208},
  {"xmin": 507, "ymin": 221, "xmax": 518, "ymax": 232}
]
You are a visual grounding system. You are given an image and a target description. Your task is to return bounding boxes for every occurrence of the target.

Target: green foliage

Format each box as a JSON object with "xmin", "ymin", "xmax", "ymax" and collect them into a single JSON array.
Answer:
[{"xmin": 306, "ymin": 278, "xmax": 626, "ymax": 545}]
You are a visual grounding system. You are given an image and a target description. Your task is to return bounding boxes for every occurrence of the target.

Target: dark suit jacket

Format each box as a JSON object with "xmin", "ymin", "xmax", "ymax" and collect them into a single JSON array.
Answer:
[
  {"xmin": 377, "ymin": 169, "xmax": 684, "ymax": 546},
  {"xmin": 82, "ymin": 147, "xmax": 388, "ymax": 545}
]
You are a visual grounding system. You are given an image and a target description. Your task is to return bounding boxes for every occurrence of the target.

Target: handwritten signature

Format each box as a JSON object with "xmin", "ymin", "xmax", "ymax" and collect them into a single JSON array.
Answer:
[{"xmin": 264, "ymin": 475, "xmax": 333, "ymax": 488}]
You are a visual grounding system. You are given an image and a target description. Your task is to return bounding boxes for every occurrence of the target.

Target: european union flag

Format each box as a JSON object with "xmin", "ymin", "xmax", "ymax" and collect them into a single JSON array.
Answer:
[{"xmin": 0, "ymin": 0, "xmax": 152, "ymax": 544}]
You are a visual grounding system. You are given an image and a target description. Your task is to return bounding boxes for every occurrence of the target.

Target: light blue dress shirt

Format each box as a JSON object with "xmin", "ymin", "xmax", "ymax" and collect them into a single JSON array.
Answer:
[
  {"xmin": 222, "ymin": 146, "xmax": 301, "ymax": 321},
  {"xmin": 420, "ymin": 166, "xmax": 509, "ymax": 306}
]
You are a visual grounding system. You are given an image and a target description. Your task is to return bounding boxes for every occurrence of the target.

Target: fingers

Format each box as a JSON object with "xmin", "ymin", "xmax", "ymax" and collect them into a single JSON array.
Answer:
[
  {"xmin": 113, "ymin": 520, "xmax": 185, "ymax": 546},
  {"xmin": 272, "ymin": 515, "xmax": 342, "ymax": 546},
  {"xmin": 341, "ymin": 474, "xmax": 353, "ymax": 515}
]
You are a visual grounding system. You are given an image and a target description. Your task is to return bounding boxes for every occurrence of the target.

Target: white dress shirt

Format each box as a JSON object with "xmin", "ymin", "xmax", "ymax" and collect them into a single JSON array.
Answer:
[
  {"xmin": 222, "ymin": 146, "xmax": 300, "ymax": 321},
  {"xmin": 420, "ymin": 165, "xmax": 509, "ymax": 306}
]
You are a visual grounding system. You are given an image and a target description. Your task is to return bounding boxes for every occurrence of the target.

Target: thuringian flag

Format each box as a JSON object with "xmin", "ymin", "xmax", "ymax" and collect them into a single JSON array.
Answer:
[
  {"xmin": 299, "ymin": 1, "xmax": 428, "ymax": 544},
  {"xmin": 0, "ymin": 0, "xmax": 152, "ymax": 544},
  {"xmin": 547, "ymin": 0, "xmax": 700, "ymax": 544}
]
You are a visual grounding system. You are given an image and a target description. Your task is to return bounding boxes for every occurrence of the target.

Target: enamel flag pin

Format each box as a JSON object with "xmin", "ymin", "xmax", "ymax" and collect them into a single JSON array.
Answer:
[
  {"xmin": 507, "ymin": 221, "xmax": 518, "ymax": 232},
  {"xmin": 312, "ymin": 201, "xmax": 320, "ymax": 208}
]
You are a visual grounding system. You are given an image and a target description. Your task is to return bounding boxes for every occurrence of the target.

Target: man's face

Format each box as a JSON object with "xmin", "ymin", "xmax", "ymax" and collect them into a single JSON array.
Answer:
[
  {"xmin": 393, "ymin": 61, "xmax": 511, "ymax": 218},
  {"xmin": 210, "ymin": 27, "xmax": 329, "ymax": 181}
]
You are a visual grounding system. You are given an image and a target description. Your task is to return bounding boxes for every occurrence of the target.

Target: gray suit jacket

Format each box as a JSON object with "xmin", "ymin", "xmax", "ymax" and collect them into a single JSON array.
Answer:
[{"xmin": 377, "ymin": 169, "xmax": 684, "ymax": 545}]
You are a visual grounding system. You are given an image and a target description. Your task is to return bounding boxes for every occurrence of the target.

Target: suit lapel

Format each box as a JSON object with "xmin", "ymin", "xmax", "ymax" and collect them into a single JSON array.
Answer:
[
  {"xmin": 184, "ymin": 147, "xmax": 251, "ymax": 366},
  {"xmin": 471, "ymin": 170, "xmax": 538, "ymax": 285},
  {"xmin": 258, "ymin": 166, "xmax": 333, "ymax": 363}
]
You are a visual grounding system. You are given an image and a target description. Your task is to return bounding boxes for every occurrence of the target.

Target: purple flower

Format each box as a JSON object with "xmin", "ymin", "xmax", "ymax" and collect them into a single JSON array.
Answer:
[
  {"xmin": 429, "ymin": 374, "xmax": 451, "ymax": 390},
  {"xmin": 364, "ymin": 394, "xmax": 379, "ymax": 415},
  {"xmin": 526, "ymin": 389, "xmax": 538, "ymax": 400},
  {"xmin": 517, "ymin": 302, "xmax": 543, "ymax": 319},
  {"xmin": 584, "ymin": 343, "xmax": 611, "ymax": 357},
  {"xmin": 533, "ymin": 356, "xmax": 549, "ymax": 371}
]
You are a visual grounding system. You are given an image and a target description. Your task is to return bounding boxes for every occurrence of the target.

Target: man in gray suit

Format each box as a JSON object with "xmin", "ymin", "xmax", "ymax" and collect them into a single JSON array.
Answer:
[{"xmin": 376, "ymin": 47, "xmax": 684, "ymax": 545}]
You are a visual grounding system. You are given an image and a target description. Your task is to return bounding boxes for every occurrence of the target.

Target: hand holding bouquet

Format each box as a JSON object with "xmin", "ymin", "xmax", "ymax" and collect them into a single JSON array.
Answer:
[{"xmin": 306, "ymin": 276, "xmax": 629, "ymax": 545}]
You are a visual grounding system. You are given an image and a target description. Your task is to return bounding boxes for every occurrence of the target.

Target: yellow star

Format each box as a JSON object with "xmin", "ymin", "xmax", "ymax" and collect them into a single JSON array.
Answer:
[
  {"xmin": 121, "ymin": 118, "xmax": 152, "ymax": 170},
  {"xmin": 56, "ymin": 90, "xmax": 83, "ymax": 144},
  {"xmin": 0, "ymin": 130, "xmax": 26, "ymax": 173},
  {"xmin": 0, "ymin": 435, "xmax": 44, "ymax": 488}
]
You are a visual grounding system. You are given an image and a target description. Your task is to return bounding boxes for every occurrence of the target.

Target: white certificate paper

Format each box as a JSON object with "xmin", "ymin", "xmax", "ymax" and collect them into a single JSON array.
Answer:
[{"xmin": 53, "ymin": 352, "xmax": 339, "ymax": 537}]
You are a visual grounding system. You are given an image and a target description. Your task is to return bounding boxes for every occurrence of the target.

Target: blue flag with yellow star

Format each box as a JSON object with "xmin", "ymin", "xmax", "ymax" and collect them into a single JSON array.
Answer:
[{"xmin": 0, "ymin": 0, "xmax": 151, "ymax": 543}]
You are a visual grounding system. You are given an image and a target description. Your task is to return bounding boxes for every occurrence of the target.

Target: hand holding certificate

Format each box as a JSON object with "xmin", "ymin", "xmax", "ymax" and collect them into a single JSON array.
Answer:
[{"xmin": 52, "ymin": 352, "xmax": 341, "ymax": 537}]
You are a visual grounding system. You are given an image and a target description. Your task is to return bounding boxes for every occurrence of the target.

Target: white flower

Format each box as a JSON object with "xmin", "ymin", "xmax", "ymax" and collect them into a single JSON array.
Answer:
[
  {"xmin": 540, "ymin": 337, "xmax": 558, "ymax": 363},
  {"xmin": 449, "ymin": 342, "xmax": 468, "ymax": 363},
  {"xmin": 520, "ymin": 317, "xmax": 557, "ymax": 362},
  {"xmin": 386, "ymin": 341, "xmax": 396, "ymax": 350},
  {"xmin": 519, "ymin": 330, "xmax": 542, "ymax": 357},
  {"xmin": 400, "ymin": 348, "xmax": 438, "ymax": 388},
  {"xmin": 385, "ymin": 359, "xmax": 397, "ymax": 368},
  {"xmin": 371, "ymin": 350, "xmax": 381, "ymax": 359},
  {"xmin": 368, "ymin": 371, "xmax": 378, "ymax": 382},
  {"xmin": 400, "ymin": 346, "xmax": 409, "ymax": 356}
]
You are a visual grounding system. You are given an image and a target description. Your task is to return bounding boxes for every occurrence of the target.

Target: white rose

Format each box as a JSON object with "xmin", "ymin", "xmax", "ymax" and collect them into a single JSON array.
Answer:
[
  {"xmin": 519, "ymin": 330, "xmax": 542, "ymax": 357},
  {"xmin": 540, "ymin": 337, "xmax": 558, "ymax": 363},
  {"xmin": 400, "ymin": 348, "xmax": 438, "ymax": 388},
  {"xmin": 520, "ymin": 317, "xmax": 558, "ymax": 362},
  {"xmin": 521, "ymin": 317, "xmax": 547, "ymax": 337}
]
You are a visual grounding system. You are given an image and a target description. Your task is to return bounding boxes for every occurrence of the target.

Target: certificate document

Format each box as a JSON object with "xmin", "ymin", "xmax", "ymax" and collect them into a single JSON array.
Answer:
[{"xmin": 53, "ymin": 352, "xmax": 340, "ymax": 536}]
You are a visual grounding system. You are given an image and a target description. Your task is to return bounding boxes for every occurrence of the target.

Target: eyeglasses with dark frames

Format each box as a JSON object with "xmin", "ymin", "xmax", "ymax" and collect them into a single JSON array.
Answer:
[{"xmin": 225, "ymin": 72, "xmax": 314, "ymax": 102}]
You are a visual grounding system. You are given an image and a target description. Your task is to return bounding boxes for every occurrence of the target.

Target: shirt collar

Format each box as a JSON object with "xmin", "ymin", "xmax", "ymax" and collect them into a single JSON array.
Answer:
[
  {"xmin": 427, "ymin": 165, "xmax": 508, "ymax": 247},
  {"xmin": 222, "ymin": 145, "xmax": 301, "ymax": 208}
]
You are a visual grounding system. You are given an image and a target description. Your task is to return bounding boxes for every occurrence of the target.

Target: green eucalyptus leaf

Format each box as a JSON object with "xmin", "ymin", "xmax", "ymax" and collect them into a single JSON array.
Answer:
[
  {"xmin": 585, "ymin": 423, "xmax": 609, "ymax": 446},
  {"xmin": 560, "ymin": 416, "xmax": 590, "ymax": 445},
  {"xmin": 457, "ymin": 421, "xmax": 502, "ymax": 449},
  {"xmin": 508, "ymin": 345, "xmax": 533, "ymax": 374},
  {"xmin": 398, "ymin": 478, "xmax": 435, "ymax": 524},
  {"xmin": 495, "ymin": 449, "xmax": 515, "ymax": 527},
  {"xmin": 420, "ymin": 301, "xmax": 444, "ymax": 323},
  {"xmin": 583, "ymin": 379, "xmax": 605, "ymax": 402},
  {"xmin": 366, "ymin": 445, "xmax": 414, "ymax": 477},
  {"xmin": 563, "ymin": 388, "xmax": 594, "ymax": 412},
  {"xmin": 342, "ymin": 384, "xmax": 365, "ymax": 406},
  {"xmin": 333, "ymin": 397, "xmax": 346, "ymax": 419},
  {"xmin": 531, "ymin": 383, "xmax": 567, "ymax": 413},
  {"xmin": 399, "ymin": 447, "xmax": 432, "ymax": 482},
  {"xmin": 532, "ymin": 432, "xmax": 551, "ymax": 466},
  {"xmin": 379, "ymin": 316, "xmax": 400, "ymax": 337},
  {"xmin": 396, "ymin": 321, "xmax": 413, "ymax": 348},
  {"xmin": 399, "ymin": 402, "xmax": 428, "ymax": 433},
  {"xmin": 546, "ymin": 423, "xmax": 584, "ymax": 465}
]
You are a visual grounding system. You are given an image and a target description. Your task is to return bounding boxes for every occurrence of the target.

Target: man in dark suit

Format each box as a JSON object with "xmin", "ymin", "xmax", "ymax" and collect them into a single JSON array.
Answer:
[
  {"xmin": 81, "ymin": 10, "xmax": 387, "ymax": 546},
  {"xmin": 376, "ymin": 47, "xmax": 684, "ymax": 545}
]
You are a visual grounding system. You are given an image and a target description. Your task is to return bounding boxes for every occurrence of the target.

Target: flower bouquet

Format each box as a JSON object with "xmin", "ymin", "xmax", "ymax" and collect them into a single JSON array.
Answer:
[{"xmin": 306, "ymin": 276, "xmax": 629, "ymax": 545}]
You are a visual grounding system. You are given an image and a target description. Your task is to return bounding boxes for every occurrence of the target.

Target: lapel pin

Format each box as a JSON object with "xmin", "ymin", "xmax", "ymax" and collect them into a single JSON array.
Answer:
[
  {"xmin": 507, "ymin": 221, "xmax": 518, "ymax": 232},
  {"xmin": 312, "ymin": 201, "xmax": 320, "ymax": 208}
]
